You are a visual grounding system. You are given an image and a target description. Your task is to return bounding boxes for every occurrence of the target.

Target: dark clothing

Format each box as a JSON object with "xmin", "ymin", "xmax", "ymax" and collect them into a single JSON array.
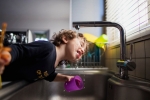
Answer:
[{"xmin": 2, "ymin": 41, "xmax": 57, "ymax": 82}]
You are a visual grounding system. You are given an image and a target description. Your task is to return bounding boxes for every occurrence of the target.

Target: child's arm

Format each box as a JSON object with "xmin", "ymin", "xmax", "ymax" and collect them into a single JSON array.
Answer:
[{"xmin": 53, "ymin": 73, "xmax": 74, "ymax": 82}]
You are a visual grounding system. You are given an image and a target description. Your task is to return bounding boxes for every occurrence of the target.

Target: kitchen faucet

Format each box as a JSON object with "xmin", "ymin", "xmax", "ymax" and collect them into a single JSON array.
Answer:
[{"xmin": 73, "ymin": 21, "xmax": 136, "ymax": 80}]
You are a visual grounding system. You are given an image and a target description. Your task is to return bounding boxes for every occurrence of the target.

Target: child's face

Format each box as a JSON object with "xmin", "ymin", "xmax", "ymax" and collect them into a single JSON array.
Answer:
[{"xmin": 65, "ymin": 37, "xmax": 86, "ymax": 62}]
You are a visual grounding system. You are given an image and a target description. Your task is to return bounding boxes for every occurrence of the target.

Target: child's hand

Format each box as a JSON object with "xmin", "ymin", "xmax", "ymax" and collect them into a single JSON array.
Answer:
[
  {"xmin": 65, "ymin": 75, "xmax": 74, "ymax": 82},
  {"xmin": 54, "ymin": 73, "xmax": 74, "ymax": 82},
  {"xmin": 0, "ymin": 51, "xmax": 11, "ymax": 75}
]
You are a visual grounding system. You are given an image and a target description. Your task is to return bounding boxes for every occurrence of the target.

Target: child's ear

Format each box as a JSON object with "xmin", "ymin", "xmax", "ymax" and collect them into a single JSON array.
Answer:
[{"xmin": 62, "ymin": 35, "xmax": 68, "ymax": 43}]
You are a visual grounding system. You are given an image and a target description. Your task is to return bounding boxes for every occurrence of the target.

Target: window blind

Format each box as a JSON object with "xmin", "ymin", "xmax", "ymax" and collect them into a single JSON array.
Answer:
[{"xmin": 105, "ymin": 0, "xmax": 149, "ymax": 46}]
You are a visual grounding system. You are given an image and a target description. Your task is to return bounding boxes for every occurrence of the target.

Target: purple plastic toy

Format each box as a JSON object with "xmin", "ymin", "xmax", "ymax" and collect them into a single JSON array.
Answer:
[{"xmin": 64, "ymin": 75, "xmax": 84, "ymax": 92}]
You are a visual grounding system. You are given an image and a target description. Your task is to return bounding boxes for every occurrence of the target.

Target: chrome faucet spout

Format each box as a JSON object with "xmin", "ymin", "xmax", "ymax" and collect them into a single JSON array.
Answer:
[
  {"xmin": 73, "ymin": 21, "xmax": 135, "ymax": 80},
  {"xmin": 73, "ymin": 21, "xmax": 126, "ymax": 60}
]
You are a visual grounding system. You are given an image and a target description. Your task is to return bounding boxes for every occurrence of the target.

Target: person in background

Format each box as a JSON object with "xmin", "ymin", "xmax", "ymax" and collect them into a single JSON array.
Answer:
[{"xmin": 0, "ymin": 29, "xmax": 89, "ymax": 83}]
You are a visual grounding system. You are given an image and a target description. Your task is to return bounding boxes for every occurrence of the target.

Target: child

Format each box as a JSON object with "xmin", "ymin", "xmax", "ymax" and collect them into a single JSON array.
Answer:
[{"xmin": 0, "ymin": 29, "xmax": 88, "ymax": 83}]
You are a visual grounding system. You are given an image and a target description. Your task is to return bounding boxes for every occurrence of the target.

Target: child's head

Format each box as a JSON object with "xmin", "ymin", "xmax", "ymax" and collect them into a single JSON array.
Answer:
[{"xmin": 51, "ymin": 29, "xmax": 89, "ymax": 62}]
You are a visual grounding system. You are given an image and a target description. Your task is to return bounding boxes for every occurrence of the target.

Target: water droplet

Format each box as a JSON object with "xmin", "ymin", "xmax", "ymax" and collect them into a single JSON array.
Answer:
[
  {"xmin": 64, "ymin": 90, "xmax": 65, "ymax": 92},
  {"xmin": 84, "ymin": 87, "xmax": 85, "ymax": 88}
]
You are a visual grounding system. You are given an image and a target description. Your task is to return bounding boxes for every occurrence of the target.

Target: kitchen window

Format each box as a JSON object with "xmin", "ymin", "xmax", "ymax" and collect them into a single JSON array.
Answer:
[{"xmin": 105, "ymin": 0, "xmax": 149, "ymax": 46}]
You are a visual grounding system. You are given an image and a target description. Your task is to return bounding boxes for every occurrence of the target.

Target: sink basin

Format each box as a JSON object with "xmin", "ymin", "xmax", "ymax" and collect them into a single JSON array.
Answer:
[
  {"xmin": 5, "ymin": 68, "xmax": 113, "ymax": 100},
  {"xmin": 1, "ymin": 68, "xmax": 150, "ymax": 100},
  {"xmin": 107, "ymin": 75, "xmax": 150, "ymax": 100}
]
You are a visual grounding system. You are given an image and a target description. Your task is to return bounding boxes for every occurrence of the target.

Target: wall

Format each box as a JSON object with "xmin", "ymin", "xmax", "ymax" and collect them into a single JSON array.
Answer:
[
  {"xmin": 71, "ymin": 0, "xmax": 105, "ymax": 37},
  {"xmin": 0, "ymin": 0, "xmax": 104, "ymax": 40},
  {"xmin": 0, "ymin": 0, "xmax": 70, "ymax": 38},
  {"xmin": 105, "ymin": 36, "xmax": 150, "ymax": 80}
]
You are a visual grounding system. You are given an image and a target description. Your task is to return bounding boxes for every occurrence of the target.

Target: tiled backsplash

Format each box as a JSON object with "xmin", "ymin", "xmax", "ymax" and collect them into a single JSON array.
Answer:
[{"xmin": 105, "ymin": 39, "xmax": 150, "ymax": 80}]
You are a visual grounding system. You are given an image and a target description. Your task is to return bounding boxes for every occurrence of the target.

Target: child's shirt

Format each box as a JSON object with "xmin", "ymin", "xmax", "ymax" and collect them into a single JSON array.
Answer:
[{"xmin": 2, "ymin": 41, "xmax": 57, "ymax": 82}]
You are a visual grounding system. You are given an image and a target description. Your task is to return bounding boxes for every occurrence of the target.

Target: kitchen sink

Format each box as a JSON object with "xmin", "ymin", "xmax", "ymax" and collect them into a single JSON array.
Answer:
[
  {"xmin": 1, "ymin": 68, "xmax": 150, "ymax": 100},
  {"xmin": 5, "ymin": 68, "xmax": 112, "ymax": 100}
]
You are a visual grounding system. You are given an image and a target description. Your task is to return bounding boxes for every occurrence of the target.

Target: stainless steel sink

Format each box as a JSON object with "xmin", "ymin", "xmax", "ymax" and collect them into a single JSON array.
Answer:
[
  {"xmin": 6, "ymin": 68, "xmax": 113, "ymax": 100},
  {"xmin": 1, "ymin": 68, "xmax": 150, "ymax": 100},
  {"xmin": 107, "ymin": 75, "xmax": 150, "ymax": 100}
]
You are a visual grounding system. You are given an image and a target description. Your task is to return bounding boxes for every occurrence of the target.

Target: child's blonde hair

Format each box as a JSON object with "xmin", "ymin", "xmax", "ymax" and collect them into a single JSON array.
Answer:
[{"xmin": 51, "ymin": 29, "xmax": 89, "ymax": 54}]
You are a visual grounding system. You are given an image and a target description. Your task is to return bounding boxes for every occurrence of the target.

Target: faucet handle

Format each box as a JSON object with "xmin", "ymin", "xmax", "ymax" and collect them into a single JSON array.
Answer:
[
  {"xmin": 117, "ymin": 60, "xmax": 136, "ymax": 71},
  {"xmin": 126, "ymin": 60, "xmax": 136, "ymax": 71}
]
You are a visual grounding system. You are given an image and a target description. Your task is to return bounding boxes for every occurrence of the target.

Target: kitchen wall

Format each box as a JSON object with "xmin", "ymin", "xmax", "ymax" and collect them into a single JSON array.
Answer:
[
  {"xmin": 0, "ymin": 0, "xmax": 104, "ymax": 41},
  {"xmin": 0, "ymin": 0, "xmax": 70, "ymax": 38},
  {"xmin": 105, "ymin": 35, "xmax": 150, "ymax": 81},
  {"xmin": 71, "ymin": 0, "xmax": 104, "ymax": 37}
]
